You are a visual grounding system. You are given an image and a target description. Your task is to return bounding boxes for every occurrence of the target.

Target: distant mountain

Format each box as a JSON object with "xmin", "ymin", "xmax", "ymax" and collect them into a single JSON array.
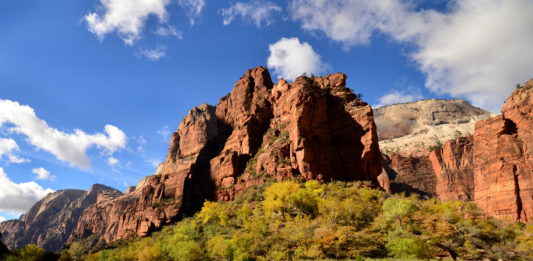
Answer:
[
  {"xmin": 375, "ymin": 98, "xmax": 494, "ymax": 156},
  {"xmin": 0, "ymin": 184, "xmax": 121, "ymax": 251},
  {"xmin": 377, "ymin": 79, "xmax": 533, "ymax": 222}
]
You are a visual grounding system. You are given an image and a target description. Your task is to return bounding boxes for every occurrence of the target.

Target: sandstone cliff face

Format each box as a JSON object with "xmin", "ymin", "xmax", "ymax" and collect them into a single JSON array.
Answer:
[
  {"xmin": 379, "ymin": 153, "xmax": 436, "ymax": 197},
  {"xmin": 0, "ymin": 184, "xmax": 121, "ymax": 251},
  {"xmin": 430, "ymin": 136, "xmax": 474, "ymax": 201},
  {"xmin": 378, "ymin": 80, "xmax": 533, "ymax": 222},
  {"xmin": 71, "ymin": 66, "xmax": 382, "ymax": 243},
  {"xmin": 376, "ymin": 99, "xmax": 490, "ymax": 198},
  {"xmin": 474, "ymin": 82, "xmax": 533, "ymax": 221}
]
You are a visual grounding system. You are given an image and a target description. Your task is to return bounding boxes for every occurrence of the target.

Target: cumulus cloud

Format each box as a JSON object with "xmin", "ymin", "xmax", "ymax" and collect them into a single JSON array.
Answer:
[
  {"xmin": 0, "ymin": 167, "xmax": 54, "ymax": 214},
  {"xmin": 0, "ymin": 138, "xmax": 30, "ymax": 164},
  {"xmin": 0, "ymin": 216, "xmax": 5, "ymax": 222},
  {"xmin": 376, "ymin": 89, "xmax": 423, "ymax": 107},
  {"xmin": 290, "ymin": 0, "xmax": 533, "ymax": 111},
  {"xmin": 84, "ymin": 0, "xmax": 172, "ymax": 45},
  {"xmin": 221, "ymin": 0, "xmax": 282, "ymax": 27},
  {"xmin": 267, "ymin": 37, "xmax": 328, "ymax": 81},
  {"xmin": 8, "ymin": 155, "xmax": 30, "ymax": 164},
  {"xmin": 32, "ymin": 167, "xmax": 56, "ymax": 181},
  {"xmin": 0, "ymin": 99, "xmax": 127, "ymax": 169},
  {"xmin": 138, "ymin": 45, "xmax": 167, "ymax": 61},
  {"xmin": 107, "ymin": 157, "xmax": 119, "ymax": 166}
]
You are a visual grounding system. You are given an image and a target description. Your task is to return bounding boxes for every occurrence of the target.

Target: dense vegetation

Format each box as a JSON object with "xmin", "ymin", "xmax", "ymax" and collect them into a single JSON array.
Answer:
[{"xmin": 3, "ymin": 180, "xmax": 533, "ymax": 260}]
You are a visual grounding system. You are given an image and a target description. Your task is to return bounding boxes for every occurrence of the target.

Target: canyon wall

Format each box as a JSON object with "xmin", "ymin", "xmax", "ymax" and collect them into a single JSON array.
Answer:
[
  {"xmin": 70, "ymin": 66, "xmax": 382, "ymax": 244},
  {"xmin": 378, "ymin": 81, "xmax": 533, "ymax": 221}
]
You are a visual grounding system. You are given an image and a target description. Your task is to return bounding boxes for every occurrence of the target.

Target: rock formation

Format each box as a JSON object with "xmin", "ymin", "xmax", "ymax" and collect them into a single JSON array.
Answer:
[
  {"xmin": 0, "ymin": 232, "xmax": 8, "ymax": 256},
  {"xmin": 378, "ymin": 79, "xmax": 533, "ymax": 222},
  {"xmin": 375, "ymin": 99, "xmax": 493, "ymax": 155},
  {"xmin": 376, "ymin": 99, "xmax": 491, "ymax": 198},
  {"xmin": 430, "ymin": 136, "xmax": 475, "ymax": 201},
  {"xmin": 379, "ymin": 153, "xmax": 436, "ymax": 197},
  {"xmin": 70, "ymin": 66, "xmax": 382, "ymax": 244},
  {"xmin": 0, "ymin": 184, "xmax": 121, "ymax": 251},
  {"xmin": 474, "ymin": 81, "xmax": 533, "ymax": 221}
]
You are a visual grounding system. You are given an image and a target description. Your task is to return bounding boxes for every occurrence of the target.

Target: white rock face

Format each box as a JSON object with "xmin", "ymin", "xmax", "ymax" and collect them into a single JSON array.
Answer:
[{"xmin": 375, "ymin": 99, "xmax": 495, "ymax": 156}]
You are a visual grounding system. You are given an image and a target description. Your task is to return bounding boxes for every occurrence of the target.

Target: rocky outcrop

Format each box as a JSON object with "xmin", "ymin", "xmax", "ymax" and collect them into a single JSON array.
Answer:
[
  {"xmin": 376, "ymin": 99, "xmax": 493, "ymax": 156},
  {"xmin": 0, "ymin": 185, "xmax": 121, "ymax": 251},
  {"xmin": 430, "ymin": 136, "xmax": 474, "ymax": 201},
  {"xmin": 71, "ymin": 66, "xmax": 382, "ymax": 244},
  {"xmin": 380, "ymin": 153, "xmax": 436, "ymax": 197},
  {"xmin": 376, "ymin": 99, "xmax": 489, "ymax": 198},
  {"xmin": 474, "ymin": 82, "xmax": 533, "ymax": 221},
  {"xmin": 0, "ymin": 232, "xmax": 8, "ymax": 256},
  {"xmin": 378, "ymin": 80, "xmax": 533, "ymax": 222}
]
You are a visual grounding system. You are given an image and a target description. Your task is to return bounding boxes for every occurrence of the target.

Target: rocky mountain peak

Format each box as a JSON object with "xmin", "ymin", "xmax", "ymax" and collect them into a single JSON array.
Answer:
[
  {"xmin": 68, "ymin": 66, "xmax": 382, "ymax": 244},
  {"xmin": 0, "ymin": 185, "xmax": 122, "ymax": 251}
]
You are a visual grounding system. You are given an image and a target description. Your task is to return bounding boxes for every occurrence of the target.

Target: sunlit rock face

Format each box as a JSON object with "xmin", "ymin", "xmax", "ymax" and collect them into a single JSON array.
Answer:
[
  {"xmin": 70, "ymin": 66, "xmax": 383, "ymax": 244},
  {"xmin": 0, "ymin": 184, "xmax": 121, "ymax": 251},
  {"xmin": 474, "ymin": 81, "xmax": 533, "ymax": 222},
  {"xmin": 378, "ymin": 79, "xmax": 533, "ymax": 222}
]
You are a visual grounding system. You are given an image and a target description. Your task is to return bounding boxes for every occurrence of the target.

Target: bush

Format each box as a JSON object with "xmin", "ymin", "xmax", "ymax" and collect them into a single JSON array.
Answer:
[{"xmin": 74, "ymin": 180, "xmax": 533, "ymax": 260}]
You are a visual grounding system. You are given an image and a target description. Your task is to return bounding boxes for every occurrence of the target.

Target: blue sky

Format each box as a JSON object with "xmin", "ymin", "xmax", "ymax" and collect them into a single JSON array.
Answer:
[{"xmin": 1, "ymin": 0, "xmax": 532, "ymax": 220}]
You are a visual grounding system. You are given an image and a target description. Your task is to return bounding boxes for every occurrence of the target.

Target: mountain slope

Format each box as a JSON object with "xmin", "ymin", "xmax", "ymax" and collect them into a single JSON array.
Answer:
[
  {"xmin": 376, "ymin": 98, "xmax": 494, "ymax": 155},
  {"xmin": 0, "ymin": 184, "xmax": 121, "ymax": 251},
  {"xmin": 69, "ymin": 66, "xmax": 383, "ymax": 244}
]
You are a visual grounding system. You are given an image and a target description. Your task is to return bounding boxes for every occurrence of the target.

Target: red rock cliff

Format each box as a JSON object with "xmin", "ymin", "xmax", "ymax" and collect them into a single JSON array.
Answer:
[
  {"xmin": 474, "ymin": 81, "xmax": 533, "ymax": 221},
  {"xmin": 429, "ymin": 136, "xmax": 474, "ymax": 201},
  {"xmin": 70, "ymin": 66, "xmax": 382, "ymax": 243}
]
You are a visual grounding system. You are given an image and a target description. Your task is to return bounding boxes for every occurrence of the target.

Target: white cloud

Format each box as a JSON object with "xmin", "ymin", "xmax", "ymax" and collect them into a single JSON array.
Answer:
[
  {"xmin": 0, "ymin": 138, "xmax": 30, "ymax": 164},
  {"xmin": 376, "ymin": 89, "xmax": 423, "ymax": 107},
  {"xmin": 0, "ymin": 99, "xmax": 127, "ymax": 169},
  {"xmin": 0, "ymin": 216, "xmax": 5, "ymax": 222},
  {"xmin": 178, "ymin": 0, "xmax": 206, "ymax": 25},
  {"xmin": 0, "ymin": 167, "xmax": 54, "ymax": 214},
  {"xmin": 0, "ymin": 138, "xmax": 18, "ymax": 157},
  {"xmin": 32, "ymin": 167, "xmax": 56, "ymax": 181},
  {"xmin": 107, "ymin": 157, "xmax": 119, "ymax": 166},
  {"xmin": 289, "ymin": 0, "xmax": 533, "ymax": 112},
  {"xmin": 138, "ymin": 45, "xmax": 167, "ymax": 61},
  {"xmin": 221, "ymin": 0, "xmax": 282, "ymax": 27},
  {"xmin": 84, "ymin": 0, "xmax": 172, "ymax": 45},
  {"xmin": 155, "ymin": 25, "xmax": 183, "ymax": 39},
  {"xmin": 267, "ymin": 37, "xmax": 328, "ymax": 81},
  {"xmin": 8, "ymin": 155, "xmax": 30, "ymax": 164}
]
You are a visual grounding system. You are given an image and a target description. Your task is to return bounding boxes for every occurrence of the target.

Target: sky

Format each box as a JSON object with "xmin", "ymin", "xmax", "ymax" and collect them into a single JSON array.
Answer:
[{"xmin": 1, "ymin": 0, "xmax": 533, "ymax": 221}]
